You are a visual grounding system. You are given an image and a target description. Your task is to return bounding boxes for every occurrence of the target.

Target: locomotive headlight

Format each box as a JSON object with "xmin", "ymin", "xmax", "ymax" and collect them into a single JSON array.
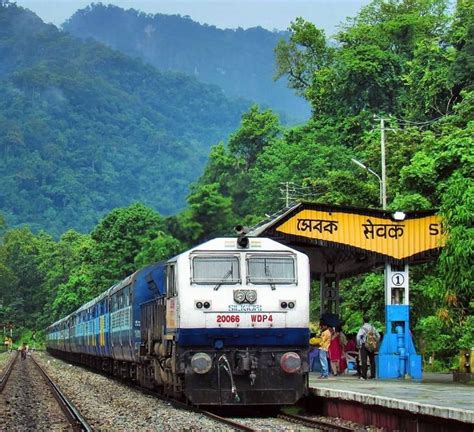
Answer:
[
  {"xmin": 234, "ymin": 290, "xmax": 246, "ymax": 304},
  {"xmin": 280, "ymin": 352, "xmax": 301, "ymax": 374},
  {"xmin": 245, "ymin": 290, "xmax": 257, "ymax": 304},
  {"xmin": 191, "ymin": 352, "xmax": 213, "ymax": 374}
]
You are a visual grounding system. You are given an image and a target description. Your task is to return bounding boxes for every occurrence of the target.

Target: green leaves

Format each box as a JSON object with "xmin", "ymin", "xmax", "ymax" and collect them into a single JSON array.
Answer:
[
  {"xmin": 134, "ymin": 234, "xmax": 183, "ymax": 268},
  {"xmin": 228, "ymin": 105, "xmax": 281, "ymax": 168},
  {"xmin": 438, "ymin": 172, "xmax": 474, "ymax": 305},
  {"xmin": 275, "ymin": 18, "xmax": 333, "ymax": 97},
  {"xmin": 187, "ymin": 183, "xmax": 235, "ymax": 242},
  {"xmin": 89, "ymin": 203, "xmax": 165, "ymax": 287}
]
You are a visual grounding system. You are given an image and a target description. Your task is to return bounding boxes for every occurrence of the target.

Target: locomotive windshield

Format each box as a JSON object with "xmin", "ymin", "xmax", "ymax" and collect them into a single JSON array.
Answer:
[
  {"xmin": 192, "ymin": 255, "xmax": 240, "ymax": 284},
  {"xmin": 247, "ymin": 255, "xmax": 296, "ymax": 285}
]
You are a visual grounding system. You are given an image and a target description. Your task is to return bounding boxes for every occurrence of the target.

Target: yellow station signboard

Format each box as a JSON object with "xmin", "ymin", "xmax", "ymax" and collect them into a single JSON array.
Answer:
[{"xmin": 276, "ymin": 209, "xmax": 445, "ymax": 260}]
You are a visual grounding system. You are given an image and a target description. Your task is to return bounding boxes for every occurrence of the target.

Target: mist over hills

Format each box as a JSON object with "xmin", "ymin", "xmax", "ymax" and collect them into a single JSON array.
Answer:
[
  {"xmin": 62, "ymin": 3, "xmax": 310, "ymax": 120},
  {"xmin": 0, "ymin": 3, "xmax": 249, "ymax": 236}
]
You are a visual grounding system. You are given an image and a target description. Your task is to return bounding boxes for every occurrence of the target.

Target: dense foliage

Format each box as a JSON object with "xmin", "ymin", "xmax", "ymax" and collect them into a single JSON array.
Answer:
[
  {"xmin": 0, "ymin": 0, "xmax": 472, "ymax": 368},
  {"xmin": 0, "ymin": 4, "xmax": 248, "ymax": 236},
  {"xmin": 62, "ymin": 3, "xmax": 309, "ymax": 120}
]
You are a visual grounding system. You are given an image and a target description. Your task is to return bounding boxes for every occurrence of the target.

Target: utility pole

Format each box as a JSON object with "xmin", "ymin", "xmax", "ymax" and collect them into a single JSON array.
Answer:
[
  {"xmin": 279, "ymin": 182, "xmax": 290, "ymax": 207},
  {"xmin": 374, "ymin": 115, "xmax": 388, "ymax": 210},
  {"xmin": 380, "ymin": 117, "xmax": 387, "ymax": 210}
]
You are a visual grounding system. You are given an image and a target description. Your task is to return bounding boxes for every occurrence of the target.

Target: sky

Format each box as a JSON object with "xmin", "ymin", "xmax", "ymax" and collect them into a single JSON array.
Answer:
[{"xmin": 15, "ymin": 0, "xmax": 371, "ymax": 34}]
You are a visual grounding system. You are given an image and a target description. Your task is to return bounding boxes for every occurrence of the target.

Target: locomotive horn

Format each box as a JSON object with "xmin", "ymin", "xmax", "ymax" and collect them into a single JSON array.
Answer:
[
  {"xmin": 235, "ymin": 225, "xmax": 250, "ymax": 248},
  {"xmin": 234, "ymin": 225, "xmax": 248, "ymax": 235}
]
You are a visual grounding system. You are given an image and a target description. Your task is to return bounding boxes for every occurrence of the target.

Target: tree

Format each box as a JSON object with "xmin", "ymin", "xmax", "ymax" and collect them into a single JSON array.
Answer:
[
  {"xmin": 187, "ymin": 183, "xmax": 235, "ymax": 242},
  {"xmin": 448, "ymin": 0, "xmax": 474, "ymax": 98},
  {"xmin": 37, "ymin": 230, "xmax": 93, "ymax": 323},
  {"xmin": 89, "ymin": 203, "xmax": 165, "ymax": 291},
  {"xmin": 228, "ymin": 105, "xmax": 281, "ymax": 168},
  {"xmin": 134, "ymin": 233, "xmax": 183, "ymax": 268},
  {"xmin": 0, "ymin": 228, "xmax": 46, "ymax": 329},
  {"xmin": 275, "ymin": 17, "xmax": 334, "ymax": 99}
]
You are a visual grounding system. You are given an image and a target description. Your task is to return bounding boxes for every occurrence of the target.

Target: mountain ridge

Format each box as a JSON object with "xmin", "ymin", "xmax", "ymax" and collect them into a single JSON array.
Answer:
[
  {"xmin": 62, "ymin": 3, "xmax": 309, "ymax": 120},
  {"xmin": 0, "ymin": 3, "xmax": 249, "ymax": 236}
]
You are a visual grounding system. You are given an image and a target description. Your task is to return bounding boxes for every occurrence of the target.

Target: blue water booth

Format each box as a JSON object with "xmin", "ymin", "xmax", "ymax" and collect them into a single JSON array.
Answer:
[{"xmin": 377, "ymin": 264, "xmax": 422, "ymax": 379}]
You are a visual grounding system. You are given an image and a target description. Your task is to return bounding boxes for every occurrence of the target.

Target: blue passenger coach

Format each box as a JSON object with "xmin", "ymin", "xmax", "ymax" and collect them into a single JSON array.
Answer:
[{"xmin": 47, "ymin": 262, "xmax": 166, "ymax": 377}]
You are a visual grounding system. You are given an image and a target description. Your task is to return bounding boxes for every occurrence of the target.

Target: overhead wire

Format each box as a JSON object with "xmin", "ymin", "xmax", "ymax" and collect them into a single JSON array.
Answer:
[{"xmin": 388, "ymin": 114, "xmax": 448, "ymax": 127}]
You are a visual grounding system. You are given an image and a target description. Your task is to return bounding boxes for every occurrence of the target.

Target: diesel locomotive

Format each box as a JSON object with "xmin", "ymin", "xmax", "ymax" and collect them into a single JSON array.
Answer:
[{"xmin": 46, "ymin": 236, "xmax": 310, "ymax": 405}]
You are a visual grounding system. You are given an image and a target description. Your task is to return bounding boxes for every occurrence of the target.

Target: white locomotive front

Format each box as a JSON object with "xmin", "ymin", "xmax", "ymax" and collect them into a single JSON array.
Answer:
[{"xmin": 159, "ymin": 236, "xmax": 310, "ymax": 405}]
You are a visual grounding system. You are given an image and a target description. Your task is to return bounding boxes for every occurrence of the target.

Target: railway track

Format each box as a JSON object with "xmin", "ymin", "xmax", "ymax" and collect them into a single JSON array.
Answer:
[
  {"xmin": 200, "ymin": 409, "xmax": 257, "ymax": 431},
  {"xmin": 277, "ymin": 412, "xmax": 356, "ymax": 431},
  {"xmin": 0, "ymin": 353, "xmax": 92, "ymax": 431},
  {"xmin": 0, "ymin": 351, "xmax": 18, "ymax": 392},
  {"xmin": 199, "ymin": 409, "xmax": 359, "ymax": 431},
  {"xmin": 34, "ymin": 352, "xmax": 361, "ymax": 431}
]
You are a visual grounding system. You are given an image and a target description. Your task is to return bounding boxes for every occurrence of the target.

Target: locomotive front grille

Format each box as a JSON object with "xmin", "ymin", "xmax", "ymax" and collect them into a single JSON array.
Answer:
[{"xmin": 180, "ymin": 347, "xmax": 309, "ymax": 405}]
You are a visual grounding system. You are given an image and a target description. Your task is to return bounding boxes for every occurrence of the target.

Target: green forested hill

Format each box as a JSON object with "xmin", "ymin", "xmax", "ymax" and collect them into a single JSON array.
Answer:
[
  {"xmin": 0, "ymin": 4, "xmax": 249, "ymax": 236},
  {"xmin": 62, "ymin": 3, "xmax": 310, "ymax": 120}
]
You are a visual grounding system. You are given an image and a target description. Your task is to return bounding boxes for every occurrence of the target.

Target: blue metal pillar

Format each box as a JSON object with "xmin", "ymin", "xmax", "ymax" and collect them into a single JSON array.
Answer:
[{"xmin": 377, "ymin": 264, "xmax": 422, "ymax": 379}]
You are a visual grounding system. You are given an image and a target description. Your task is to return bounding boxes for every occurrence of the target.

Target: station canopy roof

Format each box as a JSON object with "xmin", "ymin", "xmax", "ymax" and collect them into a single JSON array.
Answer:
[{"xmin": 248, "ymin": 202, "xmax": 445, "ymax": 279}]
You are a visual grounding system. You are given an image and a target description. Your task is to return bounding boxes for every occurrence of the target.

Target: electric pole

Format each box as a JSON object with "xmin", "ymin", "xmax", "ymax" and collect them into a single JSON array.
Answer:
[
  {"xmin": 280, "ymin": 182, "xmax": 290, "ymax": 207},
  {"xmin": 374, "ymin": 115, "xmax": 388, "ymax": 210}
]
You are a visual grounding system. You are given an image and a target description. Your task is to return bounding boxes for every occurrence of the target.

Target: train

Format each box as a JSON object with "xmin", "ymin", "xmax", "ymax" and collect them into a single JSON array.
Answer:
[{"xmin": 46, "ymin": 235, "xmax": 310, "ymax": 405}]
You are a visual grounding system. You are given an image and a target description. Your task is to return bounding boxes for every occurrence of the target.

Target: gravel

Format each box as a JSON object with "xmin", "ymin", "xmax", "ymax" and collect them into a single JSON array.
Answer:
[
  {"xmin": 34, "ymin": 352, "xmax": 230, "ymax": 431},
  {"xmin": 0, "ymin": 354, "xmax": 72, "ymax": 431}
]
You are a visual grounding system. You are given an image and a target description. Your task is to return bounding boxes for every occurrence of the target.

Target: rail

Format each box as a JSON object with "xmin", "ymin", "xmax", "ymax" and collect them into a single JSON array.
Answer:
[
  {"xmin": 278, "ymin": 412, "xmax": 356, "ymax": 431},
  {"xmin": 31, "ymin": 355, "xmax": 93, "ymax": 432},
  {"xmin": 200, "ymin": 410, "xmax": 257, "ymax": 431},
  {"xmin": 0, "ymin": 351, "xmax": 18, "ymax": 392}
]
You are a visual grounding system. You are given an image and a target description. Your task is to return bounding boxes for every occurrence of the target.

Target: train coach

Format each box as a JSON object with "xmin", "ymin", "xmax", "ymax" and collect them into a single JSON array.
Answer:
[{"xmin": 46, "ymin": 235, "xmax": 311, "ymax": 405}]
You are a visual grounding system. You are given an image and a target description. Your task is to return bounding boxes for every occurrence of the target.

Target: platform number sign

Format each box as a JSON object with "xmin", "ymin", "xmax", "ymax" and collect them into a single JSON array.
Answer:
[
  {"xmin": 385, "ymin": 264, "xmax": 410, "ymax": 305},
  {"xmin": 324, "ymin": 288, "xmax": 337, "ymax": 300},
  {"xmin": 391, "ymin": 273, "xmax": 405, "ymax": 286}
]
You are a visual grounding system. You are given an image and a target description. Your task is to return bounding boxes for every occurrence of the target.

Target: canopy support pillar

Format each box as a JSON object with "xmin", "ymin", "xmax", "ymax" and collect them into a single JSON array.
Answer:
[{"xmin": 377, "ymin": 264, "xmax": 422, "ymax": 379}]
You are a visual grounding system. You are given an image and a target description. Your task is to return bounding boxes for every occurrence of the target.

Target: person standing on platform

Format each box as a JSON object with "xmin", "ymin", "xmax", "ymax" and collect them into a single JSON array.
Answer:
[
  {"xmin": 329, "ymin": 327, "xmax": 343, "ymax": 375},
  {"xmin": 309, "ymin": 334, "xmax": 321, "ymax": 373},
  {"xmin": 318, "ymin": 322, "xmax": 331, "ymax": 378},
  {"xmin": 345, "ymin": 334, "xmax": 361, "ymax": 376},
  {"xmin": 357, "ymin": 316, "xmax": 380, "ymax": 379}
]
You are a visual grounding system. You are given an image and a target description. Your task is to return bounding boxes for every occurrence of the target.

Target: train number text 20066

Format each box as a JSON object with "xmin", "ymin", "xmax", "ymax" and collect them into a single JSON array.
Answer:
[{"xmin": 216, "ymin": 314, "xmax": 240, "ymax": 323}]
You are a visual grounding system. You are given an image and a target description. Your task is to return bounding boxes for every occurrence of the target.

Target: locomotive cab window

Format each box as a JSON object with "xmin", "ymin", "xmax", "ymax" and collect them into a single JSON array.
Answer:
[
  {"xmin": 191, "ymin": 255, "xmax": 240, "ymax": 285},
  {"xmin": 247, "ymin": 254, "xmax": 297, "ymax": 285}
]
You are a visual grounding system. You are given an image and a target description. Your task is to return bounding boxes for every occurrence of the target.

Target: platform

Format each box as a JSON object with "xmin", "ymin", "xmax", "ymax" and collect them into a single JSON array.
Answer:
[{"xmin": 308, "ymin": 372, "xmax": 474, "ymax": 430}]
